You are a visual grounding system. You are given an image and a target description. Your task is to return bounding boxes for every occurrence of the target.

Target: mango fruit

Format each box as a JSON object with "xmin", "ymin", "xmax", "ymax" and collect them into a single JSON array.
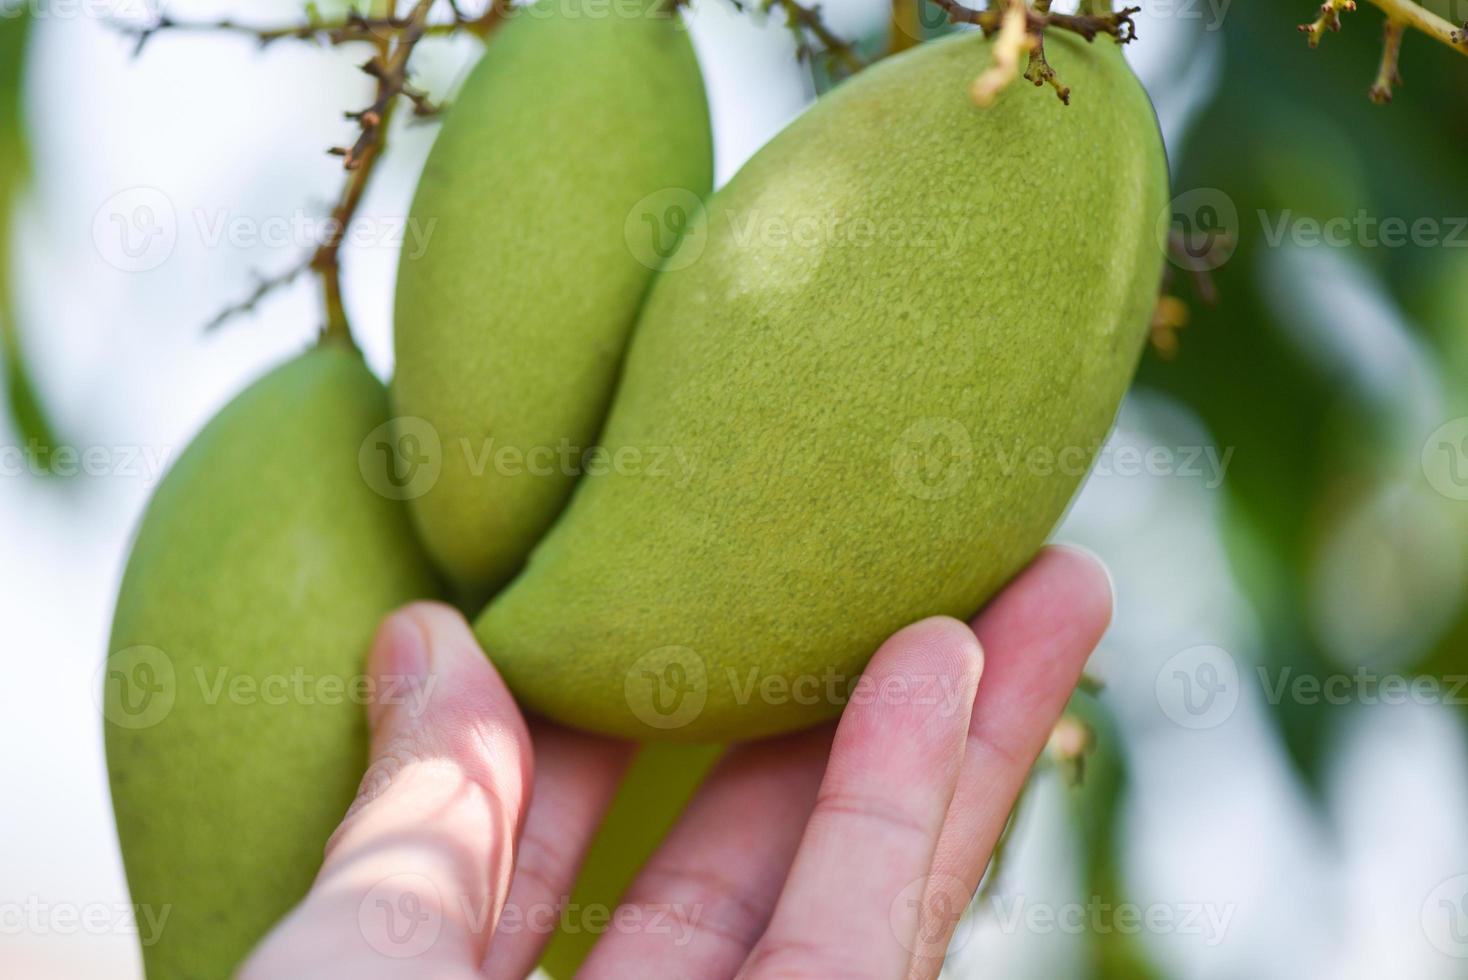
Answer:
[
  {"xmin": 104, "ymin": 346, "xmax": 439, "ymax": 978},
  {"xmin": 392, "ymin": 0, "xmax": 714, "ymax": 605},
  {"xmin": 477, "ymin": 31, "xmax": 1168, "ymax": 741}
]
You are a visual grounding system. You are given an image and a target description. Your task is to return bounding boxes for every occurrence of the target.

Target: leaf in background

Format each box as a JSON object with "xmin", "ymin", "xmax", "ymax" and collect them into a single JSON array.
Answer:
[
  {"xmin": 1138, "ymin": 0, "xmax": 1468, "ymax": 784},
  {"xmin": 1062, "ymin": 694, "xmax": 1165, "ymax": 980},
  {"xmin": 1, "ymin": 8, "xmax": 63, "ymax": 463}
]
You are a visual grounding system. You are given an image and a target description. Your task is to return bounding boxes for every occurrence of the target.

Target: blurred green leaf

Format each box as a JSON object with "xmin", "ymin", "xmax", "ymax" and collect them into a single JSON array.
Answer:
[
  {"xmin": 1062, "ymin": 694, "xmax": 1165, "ymax": 980},
  {"xmin": 1, "ymin": 9, "xmax": 62, "ymax": 460},
  {"xmin": 1141, "ymin": 1, "xmax": 1468, "ymax": 782}
]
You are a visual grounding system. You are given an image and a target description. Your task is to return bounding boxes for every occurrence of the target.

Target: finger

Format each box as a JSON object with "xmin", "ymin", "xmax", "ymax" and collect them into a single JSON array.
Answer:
[
  {"xmin": 480, "ymin": 722, "xmax": 635, "ymax": 980},
  {"xmin": 241, "ymin": 602, "xmax": 533, "ymax": 980},
  {"xmin": 578, "ymin": 726, "xmax": 834, "ymax": 980},
  {"xmin": 741, "ymin": 617, "xmax": 984, "ymax": 980},
  {"xmin": 906, "ymin": 546, "xmax": 1114, "ymax": 979}
]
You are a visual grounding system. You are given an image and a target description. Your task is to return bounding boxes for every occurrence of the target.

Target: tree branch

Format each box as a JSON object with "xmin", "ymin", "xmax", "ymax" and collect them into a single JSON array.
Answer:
[{"xmin": 1299, "ymin": 0, "xmax": 1467, "ymax": 102}]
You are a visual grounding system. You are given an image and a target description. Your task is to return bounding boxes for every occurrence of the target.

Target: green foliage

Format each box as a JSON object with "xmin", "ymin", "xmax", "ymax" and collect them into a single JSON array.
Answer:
[
  {"xmin": 1140, "ymin": 2, "xmax": 1468, "ymax": 780},
  {"xmin": 0, "ymin": 10, "xmax": 61, "ymax": 460}
]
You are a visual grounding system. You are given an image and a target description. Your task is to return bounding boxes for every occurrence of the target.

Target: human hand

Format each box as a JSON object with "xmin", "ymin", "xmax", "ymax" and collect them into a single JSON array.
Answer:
[{"xmin": 240, "ymin": 545, "xmax": 1112, "ymax": 979}]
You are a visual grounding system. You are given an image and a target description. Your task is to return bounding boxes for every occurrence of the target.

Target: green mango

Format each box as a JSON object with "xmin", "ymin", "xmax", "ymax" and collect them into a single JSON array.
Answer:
[
  {"xmin": 104, "ymin": 345, "xmax": 439, "ymax": 979},
  {"xmin": 392, "ymin": 0, "xmax": 714, "ymax": 606},
  {"xmin": 477, "ymin": 32, "xmax": 1169, "ymax": 741}
]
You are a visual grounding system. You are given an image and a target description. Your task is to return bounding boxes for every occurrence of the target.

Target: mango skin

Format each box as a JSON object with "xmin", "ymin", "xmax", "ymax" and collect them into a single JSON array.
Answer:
[
  {"xmin": 392, "ymin": 1, "xmax": 714, "ymax": 606},
  {"xmin": 104, "ymin": 346, "xmax": 439, "ymax": 979},
  {"xmin": 477, "ymin": 32, "xmax": 1169, "ymax": 741}
]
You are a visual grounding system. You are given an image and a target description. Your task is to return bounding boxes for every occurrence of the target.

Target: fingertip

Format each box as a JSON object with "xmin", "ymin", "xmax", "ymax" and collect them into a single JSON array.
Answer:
[
  {"xmin": 1037, "ymin": 544, "xmax": 1115, "ymax": 637},
  {"xmin": 869, "ymin": 615, "xmax": 985, "ymax": 713}
]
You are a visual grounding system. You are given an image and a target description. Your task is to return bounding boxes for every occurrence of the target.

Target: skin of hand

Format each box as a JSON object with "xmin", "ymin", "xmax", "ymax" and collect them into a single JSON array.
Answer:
[{"xmin": 240, "ymin": 545, "xmax": 1113, "ymax": 980}]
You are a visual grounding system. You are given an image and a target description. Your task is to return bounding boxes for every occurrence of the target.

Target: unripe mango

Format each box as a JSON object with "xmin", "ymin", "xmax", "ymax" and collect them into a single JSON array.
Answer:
[
  {"xmin": 104, "ymin": 346, "xmax": 439, "ymax": 978},
  {"xmin": 477, "ymin": 32, "xmax": 1168, "ymax": 740},
  {"xmin": 392, "ymin": 1, "xmax": 714, "ymax": 605}
]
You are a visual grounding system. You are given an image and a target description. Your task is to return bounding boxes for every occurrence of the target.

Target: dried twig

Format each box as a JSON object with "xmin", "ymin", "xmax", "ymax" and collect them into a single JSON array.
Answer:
[
  {"xmin": 126, "ymin": 1, "xmax": 511, "ymax": 342},
  {"xmin": 928, "ymin": 0, "xmax": 1139, "ymax": 106},
  {"xmin": 725, "ymin": 0, "xmax": 866, "ymax": 75},
  {"xmin": 203, "ymin": 259, "xmax": 314, "ymax": 333}
]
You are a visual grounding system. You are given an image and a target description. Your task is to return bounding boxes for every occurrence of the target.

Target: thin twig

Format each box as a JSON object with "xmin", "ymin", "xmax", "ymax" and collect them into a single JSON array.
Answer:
[
  {"xmin": 203, "ymin": 259, "xmax": 314, "ymax": 333},
  {"xmin": 732, "ymin": 0, "xmax": 865, "ymax": 74},
  {"xmin": 119, "ymin": 8, "xmax": 491, "ymax": 55},
  {"xmin": 1370, "ymin": 17, "xmax": 1407, "ymax": 102},
  {"xmin": 134, "ymin": 1, "xmax": 514, "ymax": 340},
  {"xmin": 1359, "ymin": 0, "xmax": 1468, "ymax": 52},
  {"xmin": 930, "ymin": 0, "xmax": 1137, "ymax": 106}
]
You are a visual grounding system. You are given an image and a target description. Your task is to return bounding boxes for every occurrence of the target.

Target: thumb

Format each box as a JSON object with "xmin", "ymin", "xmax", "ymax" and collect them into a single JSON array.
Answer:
[{"xmin": 241, "ymin": 602, "xmax": 533, "ymax": 979}]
